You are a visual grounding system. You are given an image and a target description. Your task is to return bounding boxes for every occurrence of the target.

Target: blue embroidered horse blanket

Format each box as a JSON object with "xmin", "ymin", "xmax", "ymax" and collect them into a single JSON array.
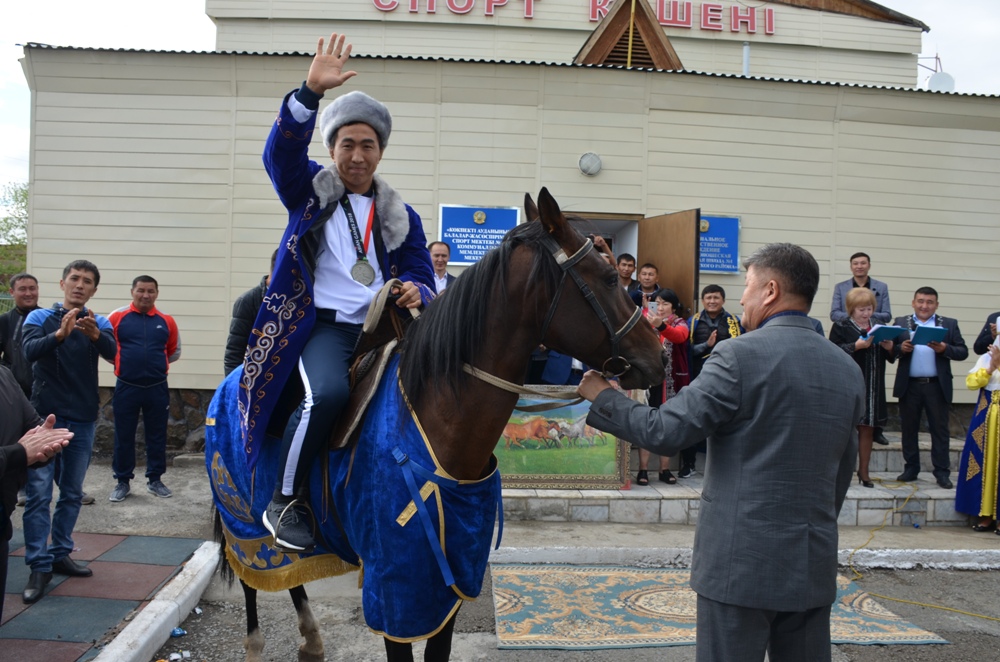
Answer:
[{"xmin": 207, "ymin": 354, "xmax": 503, "ymax": 641}]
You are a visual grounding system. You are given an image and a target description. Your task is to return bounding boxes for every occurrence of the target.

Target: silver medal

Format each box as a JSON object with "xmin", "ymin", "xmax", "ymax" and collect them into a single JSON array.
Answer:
[{"xmin": 351, "ymin": 260, "xmax": 376, "ymax": 285}]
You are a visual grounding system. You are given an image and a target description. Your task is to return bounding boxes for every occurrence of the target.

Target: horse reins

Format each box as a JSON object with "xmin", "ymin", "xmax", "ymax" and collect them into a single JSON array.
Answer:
[{"xmin": 462, "ymin": 235, "xmax": 644, "ymax": 412}]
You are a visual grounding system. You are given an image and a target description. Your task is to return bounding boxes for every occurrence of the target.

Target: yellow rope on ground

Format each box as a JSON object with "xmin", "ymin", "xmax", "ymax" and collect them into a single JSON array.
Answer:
[{"xmin": 846, "ymin": 478, "xmax": 1000, "ymax": 623}]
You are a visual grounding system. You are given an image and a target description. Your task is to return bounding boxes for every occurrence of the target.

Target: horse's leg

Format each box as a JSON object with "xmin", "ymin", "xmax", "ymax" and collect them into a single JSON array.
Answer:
[
  {"xmin": 241, "ymin": 580, "xmax": 265, "ymax": 662},
  {"xmin": 289, "ymin": 584, "xmax": 324, "ymax": 662},
  {"xmin": 383, "ymin": 639, "xmax": 414, "ymax": 662},
  {"xmin": 422, "ymin": 610, "xmax": 459, "ymax": 662},
  {"xmin": 383, "ymin": 609, "xmax": 459, "ymax": 662}
]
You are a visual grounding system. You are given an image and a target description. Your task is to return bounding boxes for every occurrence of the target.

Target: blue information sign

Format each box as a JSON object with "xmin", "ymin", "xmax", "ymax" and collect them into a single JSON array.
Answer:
[
  {"xmin": 439, "ymin": 205, "xmax": 520, "ymax": 265},
  {"xmin": 699, "ymin": 215, "xmax": 740, "ymax": 273}
]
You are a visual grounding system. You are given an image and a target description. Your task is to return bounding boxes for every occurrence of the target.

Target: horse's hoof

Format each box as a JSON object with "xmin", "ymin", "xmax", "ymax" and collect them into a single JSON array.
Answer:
[{"xmin": 298, "ymin": 648, "xmax": 325, "ymax": 662}]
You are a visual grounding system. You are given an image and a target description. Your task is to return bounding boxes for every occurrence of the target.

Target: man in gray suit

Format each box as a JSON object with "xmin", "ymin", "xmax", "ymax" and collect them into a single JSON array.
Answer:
[{"xmin": 579, "ymin": 243, "xmax": 863, "ymax": 662}]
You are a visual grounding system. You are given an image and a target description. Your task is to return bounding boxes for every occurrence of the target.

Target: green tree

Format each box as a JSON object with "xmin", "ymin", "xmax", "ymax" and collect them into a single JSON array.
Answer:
[{"xmin": 0, "ymin": 181, "xmax": 28, "ymax": 281}]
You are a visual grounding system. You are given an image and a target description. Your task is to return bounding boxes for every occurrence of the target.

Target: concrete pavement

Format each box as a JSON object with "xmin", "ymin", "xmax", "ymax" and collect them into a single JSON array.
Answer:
[{"xmin": 9, "ymin": 455, "xmax": 1000, "ymax": 662}]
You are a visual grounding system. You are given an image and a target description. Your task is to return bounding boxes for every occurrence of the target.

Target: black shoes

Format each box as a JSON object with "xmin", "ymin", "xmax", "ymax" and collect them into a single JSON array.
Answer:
[
  {"xmin": 936, "ymin": 476, "xmax": 954, "ymax": 489},
  {"xmin": 659, "ymin": 470, "xmax": 677, "ymax": 484},
  {"xmin": 857, "ymin": 473, "xmax": 874, "ymax": 488},
  {"xmin": 874, "ymin": 432, "xmax": 890, "ymax": 446},
  {"xmin": 263, "ymin": 498, "xmax": 316, "ymax": 553},
  {"xmin": 678, "ymin": 464, "xmax": 695, "ymax": 479},
  {"xmin": 22, "ymin": 571, "xmax": 52, "ymax": 603},
  {"xmin": 896, "ymin": 469, "xmax": 919, "ymax": 482},
  {"xmin": 52, "ymin": 556, "xmax": 93, "ymax": 577}
]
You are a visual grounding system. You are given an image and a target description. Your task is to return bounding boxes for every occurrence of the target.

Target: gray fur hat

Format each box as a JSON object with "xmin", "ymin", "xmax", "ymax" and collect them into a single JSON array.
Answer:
[{"xmin": 319, "ymin": 90, "xmax": 392, "ymax": 150}]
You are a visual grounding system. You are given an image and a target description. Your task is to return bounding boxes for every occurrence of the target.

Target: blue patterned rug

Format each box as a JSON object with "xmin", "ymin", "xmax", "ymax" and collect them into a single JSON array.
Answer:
[{"xmin": 491, "ymin": 564, "xmax": 948, "ymax": 650}]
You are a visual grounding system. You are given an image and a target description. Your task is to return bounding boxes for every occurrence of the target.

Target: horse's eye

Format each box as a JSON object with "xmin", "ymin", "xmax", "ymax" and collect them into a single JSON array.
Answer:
[{"xmin": 606, "ymin": 274, "xmax": 619, "ymax": 288}]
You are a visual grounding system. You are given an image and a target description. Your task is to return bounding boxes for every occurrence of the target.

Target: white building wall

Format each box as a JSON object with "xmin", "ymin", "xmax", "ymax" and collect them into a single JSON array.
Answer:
[
  {"xmin": 22, "ymin": 47, "xmax": 999, "ymax": 399},
  {"xmin": 208, "ymin": 0, "xmax": 923, "ymax": 86}
]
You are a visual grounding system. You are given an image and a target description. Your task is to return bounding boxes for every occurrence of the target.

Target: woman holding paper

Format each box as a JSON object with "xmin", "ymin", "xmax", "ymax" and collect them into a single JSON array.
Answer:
[
  {"xmin": 955, "ymin": 338, "xmax": 1000, "ymax": 532},
  {"xmin": 829, "ymin": 287, "xmax": 896, "ymax": 487}
]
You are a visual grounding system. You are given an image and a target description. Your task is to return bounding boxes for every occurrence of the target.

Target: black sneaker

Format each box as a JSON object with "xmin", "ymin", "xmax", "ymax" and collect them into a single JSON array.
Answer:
[
  {"xmin": 263, "ymin": 499, "xmax": 315, "ymax": 552},
  {"xmin": 678, "ymin": 465, "xmax": 695, "ymax": 479}
]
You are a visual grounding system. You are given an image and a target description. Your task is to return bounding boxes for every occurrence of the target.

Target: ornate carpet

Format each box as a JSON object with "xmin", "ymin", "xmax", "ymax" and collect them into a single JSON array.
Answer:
[{"xmin": 491, "ymin": 564, "xmax": 948, "ymax": 650}]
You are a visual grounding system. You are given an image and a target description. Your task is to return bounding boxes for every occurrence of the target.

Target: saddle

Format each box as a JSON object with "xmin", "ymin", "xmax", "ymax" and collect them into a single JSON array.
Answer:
[{"xmin": 328, "ymin": 279, "xmax": 420, "ymax": 450}]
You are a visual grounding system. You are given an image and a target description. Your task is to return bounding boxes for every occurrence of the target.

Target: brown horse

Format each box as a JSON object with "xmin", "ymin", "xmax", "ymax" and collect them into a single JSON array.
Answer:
[
  {"xmin": 210, "ymin": 187, "xmax": 664, "ymax": 662},
  {"xmin": 503, "ymin": 417, "xmax": 561, "ymax": 450}
]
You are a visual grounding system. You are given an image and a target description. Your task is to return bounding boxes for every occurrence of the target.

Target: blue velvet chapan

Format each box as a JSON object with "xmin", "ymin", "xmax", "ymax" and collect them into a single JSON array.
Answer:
[{"xmin": 206, "ymin": 354, "xmax": 503, "ymax": 641}]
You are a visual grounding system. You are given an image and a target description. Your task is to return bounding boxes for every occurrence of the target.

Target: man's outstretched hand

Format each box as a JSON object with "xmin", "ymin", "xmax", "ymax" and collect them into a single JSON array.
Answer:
[{"xmin": 306, "ymin": 33, "xmax": 358, "ymax": 95}]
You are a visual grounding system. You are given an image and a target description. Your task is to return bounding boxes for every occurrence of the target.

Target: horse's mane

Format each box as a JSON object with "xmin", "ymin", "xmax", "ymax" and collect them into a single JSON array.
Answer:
[{"xmin": 399, "ymin": 220, "xmax": 569, "ymax": 408}]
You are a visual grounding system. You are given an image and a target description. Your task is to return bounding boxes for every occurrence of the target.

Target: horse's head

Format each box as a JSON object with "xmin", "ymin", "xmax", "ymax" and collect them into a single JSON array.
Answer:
[{"xmin": 521, "ymin": 188, "xmax": 665, "ymax": 390}]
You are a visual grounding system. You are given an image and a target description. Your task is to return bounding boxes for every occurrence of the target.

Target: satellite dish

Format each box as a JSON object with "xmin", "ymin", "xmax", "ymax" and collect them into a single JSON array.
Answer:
[{"xmin": 928, "ymin": 71, "xmax": 956, "ymax": 92}]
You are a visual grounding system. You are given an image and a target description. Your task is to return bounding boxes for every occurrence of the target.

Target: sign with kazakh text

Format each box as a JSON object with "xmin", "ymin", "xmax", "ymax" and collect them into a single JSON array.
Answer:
[
  {"xmin": 439, "ymin": 205, "xmax": 520, "ymax": 265},
  {"xmin": 699, "ymin": 215, "xmax": 740, "ymax": 273}
]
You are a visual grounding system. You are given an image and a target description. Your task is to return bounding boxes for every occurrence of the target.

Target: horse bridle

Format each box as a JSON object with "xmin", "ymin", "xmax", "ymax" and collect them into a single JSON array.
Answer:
[
  {"xmin": 461, "ymin": 233, "xmax": 644, "ymax": 410},
  {"xmin": 537, "ymin": 235, "xmax": 643, "ymax": 379}
]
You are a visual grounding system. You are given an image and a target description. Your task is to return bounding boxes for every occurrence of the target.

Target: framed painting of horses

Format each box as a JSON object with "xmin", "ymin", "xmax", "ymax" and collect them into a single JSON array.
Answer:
[{"xmin": 495, "ymin": 387, "xmax": 629, "ymax": 489}]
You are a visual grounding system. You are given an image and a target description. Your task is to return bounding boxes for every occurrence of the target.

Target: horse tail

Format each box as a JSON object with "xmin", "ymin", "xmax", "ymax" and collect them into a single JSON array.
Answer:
[{"xmin": 213, "ymin": 505, "xmax": 236, "ymax": 587}]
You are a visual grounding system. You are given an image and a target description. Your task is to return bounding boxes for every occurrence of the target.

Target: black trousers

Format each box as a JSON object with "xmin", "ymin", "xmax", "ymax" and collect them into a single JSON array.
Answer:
[{"xmin": 899, "ymin": 379, "xmax": 952, "ymax": 479}]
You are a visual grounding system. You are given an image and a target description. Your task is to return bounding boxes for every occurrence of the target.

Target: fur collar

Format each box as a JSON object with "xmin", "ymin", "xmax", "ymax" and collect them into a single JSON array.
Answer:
[{"xmin": 312, "ymin": 168, "xmax": 409, "ymax": 252}]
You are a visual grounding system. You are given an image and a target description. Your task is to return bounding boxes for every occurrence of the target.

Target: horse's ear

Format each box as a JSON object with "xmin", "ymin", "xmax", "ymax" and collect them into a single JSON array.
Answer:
[
  {"xmin": 537, "ymin": 187, "xmax": 568, "ymax": 237},
  {"xmin": 524, "ymin": 193, "xmax": 539, "ymax": 222}
]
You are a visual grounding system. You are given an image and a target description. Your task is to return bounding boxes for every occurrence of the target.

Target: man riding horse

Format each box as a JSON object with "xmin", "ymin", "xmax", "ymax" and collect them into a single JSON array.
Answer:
[{"xmin": 251, "ymin": 33, "xmax": 435, "ymax": 552}]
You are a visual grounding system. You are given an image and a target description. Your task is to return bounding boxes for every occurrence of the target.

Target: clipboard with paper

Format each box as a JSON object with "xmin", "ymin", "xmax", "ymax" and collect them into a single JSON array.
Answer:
[{"xmin": 911, "ymin": 326, "xmax": 947, "ymax": 345}]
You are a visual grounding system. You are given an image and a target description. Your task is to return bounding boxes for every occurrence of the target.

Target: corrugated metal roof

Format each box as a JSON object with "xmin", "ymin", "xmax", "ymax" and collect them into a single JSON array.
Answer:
[{"xmin": 21, "ymin": 43, "xmax": 999, "ymax": 99}]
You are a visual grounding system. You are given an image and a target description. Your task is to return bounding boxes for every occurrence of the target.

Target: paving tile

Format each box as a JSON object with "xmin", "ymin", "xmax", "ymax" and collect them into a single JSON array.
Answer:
[
  {"xmin": 0, "ymin": 595, "xmax": 139, "ymax": 642},
  {"xmin": 94, "ymin": 536, "xmax": 203, "ymax": 565},
  {"xmin": 49, "ymin": 561, "xmax": 176, "ymax": 601},
  {"xmin": 1, "ymin": 594, "xmax": 29, "ymax": 625},
  {"xmin": 67, "ymin": 532, "xmax": 129, "ymax": 561},
  {"xmin": 7, "ymin": 531, "xmax": 126, "ymax": 561},
  {"xmin": 8, "ymin": 529, "xmax": 23, "ymax": 552},
  {"xmin": 0, "ymin": 638, "xmax": 93, "ymax": 662}
]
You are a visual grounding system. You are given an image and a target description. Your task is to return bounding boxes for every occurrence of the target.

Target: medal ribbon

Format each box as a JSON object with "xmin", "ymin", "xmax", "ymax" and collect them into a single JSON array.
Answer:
[{"xmin": 340, "ymin": 193, "xmax": 376, "ymax": 262}]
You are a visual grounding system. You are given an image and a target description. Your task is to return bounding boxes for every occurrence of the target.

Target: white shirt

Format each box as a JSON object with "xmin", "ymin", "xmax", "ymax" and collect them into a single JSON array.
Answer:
[
  {"xmin": 285, "ymin": 95, "xmax": 384, "ymax": 323},
  {"xmin": 909, "ymin": 315, "xmax": 939, "ymax": 378},
  {"xmin": 434, "ymin": 273, "xmax": 450, "ymax": 293},
  {"xmin": 313, "ymin": 193, "xmax": 385, "ymax": 323}
]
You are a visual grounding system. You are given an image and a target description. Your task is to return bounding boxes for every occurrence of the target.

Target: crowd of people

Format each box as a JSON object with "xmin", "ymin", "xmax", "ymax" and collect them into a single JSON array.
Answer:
[
  {"xmin": 595, "ymin": 249, "xmax": 991, "ymax": 504},
  {"xmin": 0, "ymin": 264, "xmax": 182, "ymax": 605}
]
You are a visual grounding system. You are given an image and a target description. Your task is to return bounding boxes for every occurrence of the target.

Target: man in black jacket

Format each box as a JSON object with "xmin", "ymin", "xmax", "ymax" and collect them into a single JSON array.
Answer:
[
  {"xmin": 224, "ymin": 250, "xmax": 277, "ymax": 375},
  {"xmin": 0, "ymin": 273, "xmax": 40, "ymax": 398},
  {"xmin": 892, "ymin": 287, "xmax": 968, "ymax": 488},
  {"xmin": 973, "ymin": 311, "xmax": 1000, "ymax": 356},
  {"xmin": 0, "ymin": 366, "xmax": 73, "ymax": 614}
]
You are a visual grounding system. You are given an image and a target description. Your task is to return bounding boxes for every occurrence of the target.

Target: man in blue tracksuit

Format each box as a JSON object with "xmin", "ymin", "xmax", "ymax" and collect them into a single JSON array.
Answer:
[
  {"xmin": 107, "ymin": 275, "xmax": 182, "ymax": 502},
  {"xmin": 21, "ymin": 260, "xmax": 116, "ymax": 603}
]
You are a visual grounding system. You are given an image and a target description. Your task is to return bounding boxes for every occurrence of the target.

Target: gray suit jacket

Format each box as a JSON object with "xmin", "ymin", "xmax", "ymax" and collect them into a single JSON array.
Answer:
[
  {"xmin": 830, "ymin": 277, "xmax": 891, "ymax": 324},
  {"xmin": 587, "ymin": 315, "xmax": 863, "ymax": 612}
]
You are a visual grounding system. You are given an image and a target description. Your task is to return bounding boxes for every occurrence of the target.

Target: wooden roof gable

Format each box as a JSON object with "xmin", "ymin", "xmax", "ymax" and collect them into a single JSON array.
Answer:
[{"xmin": 574, "ymin": 0, "xmax": 684, "ymax": 70}]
